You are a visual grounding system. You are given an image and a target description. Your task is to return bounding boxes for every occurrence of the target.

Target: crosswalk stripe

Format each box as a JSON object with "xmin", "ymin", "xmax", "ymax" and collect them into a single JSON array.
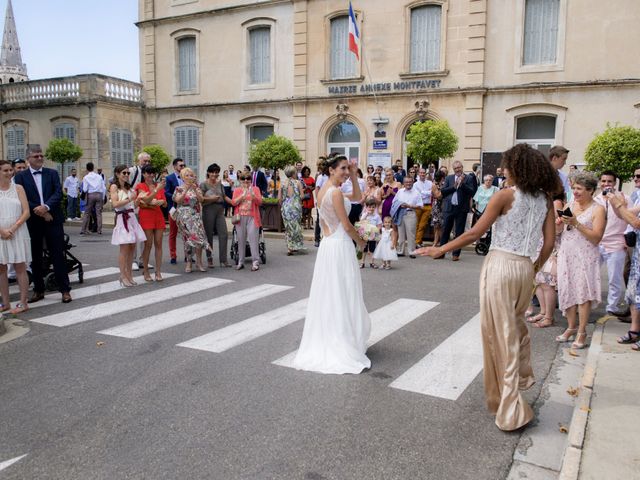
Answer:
[
  {"xmin": 23, "ymin": 274, "xmax": 180, "ymax": 311},
  {"xmin": 177, "ymin": 298, "xmax": 308, "ymax": 353},
  {"xmin": 9, "ymin": 267, "xmax": 120, "ymax": 295},
  {"xmin": 98, "ymin": 284, "xmax": 294, "ymax": 339},
  {"xmin": 389, "ymin": 313, "xmax": 482, "ymax": 400},
  {"xmin": 29, "ymin": 278, "xmax": 231, "ymax": 327},
  {"xmin": 0, "ymin": 454, "xmax": 27, "ymax": 472},
  {"xmin": 273, "ymin": 298, "xmax": 438, "ymax": 368}
]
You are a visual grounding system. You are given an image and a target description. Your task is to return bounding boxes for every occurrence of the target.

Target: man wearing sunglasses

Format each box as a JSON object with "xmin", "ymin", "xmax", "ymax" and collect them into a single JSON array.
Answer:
[{"xmin": 165, "ymin": 158, "xmax": 185, "ymax": 264}]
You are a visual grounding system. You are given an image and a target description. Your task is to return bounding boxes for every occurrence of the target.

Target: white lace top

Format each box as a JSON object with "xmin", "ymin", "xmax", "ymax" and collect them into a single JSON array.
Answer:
[
  {"xmin": 490, "ymin": 188, "xmax": 548, "ymax": 258},
  {"xmin": 319, "ymin": 186, "xmax": 351, "ymax": 236}
]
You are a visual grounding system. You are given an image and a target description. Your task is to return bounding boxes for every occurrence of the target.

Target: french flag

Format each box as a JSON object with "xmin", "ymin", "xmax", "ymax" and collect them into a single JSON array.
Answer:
[{"xmin": 348, "ymin": 2, "xmax": 360, "ymax": 60}]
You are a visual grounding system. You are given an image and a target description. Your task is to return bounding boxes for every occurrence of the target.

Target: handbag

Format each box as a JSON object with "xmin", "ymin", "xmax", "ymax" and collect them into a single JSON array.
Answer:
[{"xmin": 624, "ymin": 231, "xmax": 637, "ymax": 248}]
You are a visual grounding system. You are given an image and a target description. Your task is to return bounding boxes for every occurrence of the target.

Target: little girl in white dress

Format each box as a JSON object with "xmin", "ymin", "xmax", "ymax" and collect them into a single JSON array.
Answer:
[{"xmin": 373, "ymin": 216, "xmax": 398, "ymax": 269}]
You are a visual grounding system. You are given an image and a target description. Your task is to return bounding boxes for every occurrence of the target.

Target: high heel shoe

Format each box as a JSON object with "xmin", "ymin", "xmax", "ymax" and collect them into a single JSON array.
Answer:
[
  {"xmin": 119, "ymin": 278, "xmax": 134, "ymax": 287},
  {"xmin": 555, "ymin": 328, "xmax": 577, "ymax": 343},
  {"xmin": 571, "ymin": 332, "xmax": 588, "ymax": 349},
  {"xmin": 143, "ymin": 273, "xmax": 154, "ymax": 282},
  {"xmin": 154, "ymin": 273, "xmax": 164, "ymax": 282},
  {"xmin": 197, "ymin": 264, "xmax": 207, "ymax": 272},
  {"xmin": 185, "ymin": 262, "xmax": 192, "ymax": 273}
]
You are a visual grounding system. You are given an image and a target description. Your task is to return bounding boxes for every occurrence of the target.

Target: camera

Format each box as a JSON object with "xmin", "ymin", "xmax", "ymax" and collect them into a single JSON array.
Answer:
[{"xmin": 603, "ymin": 187, "xmax": 614, "ymax": 195}]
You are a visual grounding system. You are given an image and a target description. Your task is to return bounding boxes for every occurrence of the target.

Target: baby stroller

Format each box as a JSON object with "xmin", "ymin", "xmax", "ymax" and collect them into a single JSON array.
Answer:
[
  {"xmin": 230, "ymin": 226, "xmax": 267, "ymax": 265},
  {"xmin": 472, "ymin": 208, "xmax": 492, "ymax": 256},
  {"xmin": 42, "ymin": 233, "xmax": 84, "ymax": 291}
]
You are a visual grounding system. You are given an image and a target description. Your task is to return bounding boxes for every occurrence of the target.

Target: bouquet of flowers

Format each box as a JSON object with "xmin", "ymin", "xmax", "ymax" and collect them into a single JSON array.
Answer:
[{"xmin": 354, "ymin": 221, "xmax": 380, "ymax": 260}]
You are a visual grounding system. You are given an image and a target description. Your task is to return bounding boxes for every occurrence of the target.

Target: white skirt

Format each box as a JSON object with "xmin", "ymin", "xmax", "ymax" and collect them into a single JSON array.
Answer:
[
  {"xmin": 293, "ymin": 227, "xmax": 371, "ymax": 374},
  {"xmin": 0, "ymin": 223, "xmax": 31, "ymax": 265}
]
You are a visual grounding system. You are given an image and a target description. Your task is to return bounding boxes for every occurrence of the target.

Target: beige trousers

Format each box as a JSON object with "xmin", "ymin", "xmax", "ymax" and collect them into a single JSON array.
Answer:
[{"xmin": 479, "ymin": 250, "xmax": 535, "ymax": 431}]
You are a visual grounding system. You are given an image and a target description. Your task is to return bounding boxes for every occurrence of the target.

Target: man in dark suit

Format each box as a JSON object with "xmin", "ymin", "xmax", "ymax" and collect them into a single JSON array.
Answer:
[
  {"xmin": 164, "ymin": 157, "xmax": 185, "ymax": 264},
  {"xmin": 437, "ymin": 160, "xmax": 476, "ymax": 261},
  {"xmin": 250, "ymin": 165, "xmax": 268, "ymax": 196},
  {"xmin": 14, "ymin": 144, "xmax": 72, "ymax": 303}
]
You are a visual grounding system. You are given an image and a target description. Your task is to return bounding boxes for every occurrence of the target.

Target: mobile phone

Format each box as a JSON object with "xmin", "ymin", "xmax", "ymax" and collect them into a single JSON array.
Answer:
[{"xmin": 557, "ymin": 207, "xmax": 573, "ymax": 217}]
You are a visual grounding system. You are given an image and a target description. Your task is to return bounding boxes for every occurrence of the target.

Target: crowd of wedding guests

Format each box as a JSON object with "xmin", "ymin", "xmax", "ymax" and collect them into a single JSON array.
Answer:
[{"xmin": 3, "ymin": 143, "xmax": 640, "ymax": 356}]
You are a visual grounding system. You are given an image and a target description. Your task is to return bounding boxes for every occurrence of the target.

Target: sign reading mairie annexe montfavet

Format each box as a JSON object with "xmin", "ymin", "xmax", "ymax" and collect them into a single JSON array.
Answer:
[{"xmin": 328, "ymin": 80, "xmax": 442, "ymax": 95}]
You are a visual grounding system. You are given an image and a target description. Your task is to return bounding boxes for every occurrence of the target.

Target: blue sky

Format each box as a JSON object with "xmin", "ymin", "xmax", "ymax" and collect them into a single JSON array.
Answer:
[{"xmin": 8, "ymin": 0, "xmax": 140, "ymax": 82}]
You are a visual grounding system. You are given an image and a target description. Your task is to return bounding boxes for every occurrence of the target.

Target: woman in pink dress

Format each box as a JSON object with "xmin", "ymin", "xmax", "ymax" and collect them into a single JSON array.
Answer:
[{"xmin": 556, "ymin": 172, "xmax": 606, "ymax": 349}]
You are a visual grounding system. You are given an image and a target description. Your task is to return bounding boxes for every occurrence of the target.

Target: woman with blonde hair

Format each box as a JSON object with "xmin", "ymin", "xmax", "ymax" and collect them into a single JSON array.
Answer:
[
  {"xmin": 173, "ymin": 167, "xmax": 210, "ymax": 273},
  {"xmin": 279, "ymin": 165, "xmax": 304, "ymax": 255},
  {"xmin": 110, "ymin": 164, "xmax": 147, "ymax": 287}
]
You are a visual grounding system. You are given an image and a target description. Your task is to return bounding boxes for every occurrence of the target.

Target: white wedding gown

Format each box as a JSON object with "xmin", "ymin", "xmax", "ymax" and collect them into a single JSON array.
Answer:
[{"xmin": 293, "ymin": 186, "xmax": 371, "ymax": 374}]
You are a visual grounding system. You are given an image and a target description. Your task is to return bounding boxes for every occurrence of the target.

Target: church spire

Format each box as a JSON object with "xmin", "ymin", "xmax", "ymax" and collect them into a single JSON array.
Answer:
[{"xmin": 0, "ymin": 0, "xmax": 28, "ymax": 83}]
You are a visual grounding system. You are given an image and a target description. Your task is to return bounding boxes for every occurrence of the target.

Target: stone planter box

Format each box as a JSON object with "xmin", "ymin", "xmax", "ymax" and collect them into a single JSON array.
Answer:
[{"xmin": 261, "ymin": 203, "xmax": 283, "ymax": 232}]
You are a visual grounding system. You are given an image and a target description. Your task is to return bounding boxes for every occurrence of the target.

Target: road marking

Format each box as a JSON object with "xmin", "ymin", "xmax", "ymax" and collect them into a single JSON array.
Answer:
[
  {"xmin": 29, "ymin": 278, "xmax": 231, "ymax": 327},
  {"xmin": 98, "ymin": 284, "xmax": 294, "ymax": 339},
  {"xmin": 177, "ymin": 298, "xmax": 308, "ymax": 353},
  {"xmin": 389, "ymin": 313, "xmax": 482, "ymax": 400},
  {"xmin": 9, "ymin": 267, "xmax": 120, "ymax": 295},
  {"xmin": 0, "ymin": 454, "xmax": 27, "ymax": 472},
  {"xmin": 21, "ymin": 274, "xmax": 180, "ymax": 311},
  {"xmin": 273, "ymin": 298, "xmax": 438, "ymax": 368}
]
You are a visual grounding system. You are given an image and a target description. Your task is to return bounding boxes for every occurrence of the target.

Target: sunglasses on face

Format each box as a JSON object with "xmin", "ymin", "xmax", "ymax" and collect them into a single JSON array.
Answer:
[{"xmin": 121, "ymin": 172, "xmax": 130, "ymax": 176}]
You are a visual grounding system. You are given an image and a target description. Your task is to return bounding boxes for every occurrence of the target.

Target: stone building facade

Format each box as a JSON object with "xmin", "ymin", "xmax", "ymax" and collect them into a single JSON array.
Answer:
[
  {"xmin": 2, "ymin": 0, "xmax": 640, "ymax": 180},
  {"xmin": 136, "ymin": 0, "xmax": 640, "ymax": 176}
]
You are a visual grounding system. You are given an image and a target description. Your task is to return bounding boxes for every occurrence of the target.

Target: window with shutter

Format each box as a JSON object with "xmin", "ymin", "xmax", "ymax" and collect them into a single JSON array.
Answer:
[
  {"xmin": 6, "ymin": 125, "xmax": 26, "ymax": 161},
  {"xmin": 330, "ymin": 16, "xmax": 357, "ymax": 80},
  {"xmin": 175, "ymin": 126, "xmax": 199, "ymax": 172},
  {"xmin": 410, "ymin": 5, "xmax": 442, "ymax": 73},
  {"xmin": 523, "ymin": 0, "xmax": 559, "ymax": 65},
  {"xmin": 178, "ymin": 37, "xmax": 197, "ymax": 91},
  {"xmin": 249, "ymin": 27, "xmax": 271, "ymax": 85},
  {"xmin": 110, "ymin": 129, "xmax": 134, "ymax": 169}
]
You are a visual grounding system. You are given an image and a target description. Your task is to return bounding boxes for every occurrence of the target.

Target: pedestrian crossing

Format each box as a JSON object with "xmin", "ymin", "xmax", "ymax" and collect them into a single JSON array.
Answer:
[{"xmin": 10, "ymin": 266, "xmax": 486, "ymax": 403}]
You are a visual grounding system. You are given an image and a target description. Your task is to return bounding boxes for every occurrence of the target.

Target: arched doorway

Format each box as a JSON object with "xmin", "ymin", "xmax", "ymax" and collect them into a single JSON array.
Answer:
[{"xmin": 327, "ymin": 121, "xmax": 360, "ymax": 164}]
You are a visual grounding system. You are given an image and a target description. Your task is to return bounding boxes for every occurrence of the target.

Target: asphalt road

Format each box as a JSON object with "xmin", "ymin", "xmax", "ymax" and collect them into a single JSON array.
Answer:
[{"xmin": 0, "ymin": 224, "xmax": 562, "ymax": 480}]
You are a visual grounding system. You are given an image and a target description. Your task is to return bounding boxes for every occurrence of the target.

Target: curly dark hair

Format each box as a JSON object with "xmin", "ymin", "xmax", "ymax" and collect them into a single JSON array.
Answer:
[{"xmin": 501, "ymin": 144, "xmax": 562, "ymax": 196}]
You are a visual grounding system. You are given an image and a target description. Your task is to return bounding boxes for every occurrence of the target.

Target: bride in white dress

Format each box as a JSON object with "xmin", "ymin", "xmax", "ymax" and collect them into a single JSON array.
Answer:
[{"xmin": 293, "ymin": 156, "xmax": 372, "ymax": 374}]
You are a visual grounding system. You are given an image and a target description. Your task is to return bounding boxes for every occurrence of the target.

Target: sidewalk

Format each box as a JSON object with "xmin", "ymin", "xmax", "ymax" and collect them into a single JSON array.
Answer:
[{"xmin": 559, "ymin": 318, "xmax": 640, "ymax": 479}]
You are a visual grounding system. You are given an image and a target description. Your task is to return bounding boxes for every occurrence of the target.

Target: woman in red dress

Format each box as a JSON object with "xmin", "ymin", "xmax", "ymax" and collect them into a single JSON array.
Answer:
[
  {"xmin": 301, "ymin": 166, "xmax": 315, "ymax": 229},
  {"xmin": 135, "ymin": 165, "xmax": 167, "ymax": 282}
]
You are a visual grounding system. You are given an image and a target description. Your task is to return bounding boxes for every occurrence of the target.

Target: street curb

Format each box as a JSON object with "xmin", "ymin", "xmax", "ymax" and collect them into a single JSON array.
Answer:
[{"xmin": 558, "ymin": 322, "xmax": 605, "ymax": 480}]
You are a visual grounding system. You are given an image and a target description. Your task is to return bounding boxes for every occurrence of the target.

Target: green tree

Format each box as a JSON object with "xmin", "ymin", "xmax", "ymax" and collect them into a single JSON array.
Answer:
[
  {"xmin": 585, "ymin": 124, "xmax": 640, "ymax": 187},
  {"xmin": 405, "ymin": 120, "xmax": 459, "ymax": 166},
  {"xmin": 140, "ymin": 144, "xmax": 171, "ymax": 172},
  {"xmin": 45, "ymin": 138, "xmax": 83, "ymax": 170},
  {"xmin": 248, "ymin": 134, "xmax": 302, "ymax": 181}
]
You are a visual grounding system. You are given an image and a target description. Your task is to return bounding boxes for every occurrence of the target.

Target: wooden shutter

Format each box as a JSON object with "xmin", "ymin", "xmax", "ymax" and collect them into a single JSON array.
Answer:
[
  {"xmin": 523, "ymin": 0, "xmax": 559, "ymax": 65},
  {"xmin": 410, "ymin": 5, "xmax": 442, "ymax": 73},
  {"xmin": 111, "ymin": 130, "xmax": 121, "ymax": 168}
]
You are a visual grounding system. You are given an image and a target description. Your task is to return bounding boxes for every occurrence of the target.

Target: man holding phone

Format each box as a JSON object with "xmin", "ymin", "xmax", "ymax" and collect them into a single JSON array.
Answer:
[{"xmin": 595, "ymin": 170, "xmax": 633, "ymax": 317}]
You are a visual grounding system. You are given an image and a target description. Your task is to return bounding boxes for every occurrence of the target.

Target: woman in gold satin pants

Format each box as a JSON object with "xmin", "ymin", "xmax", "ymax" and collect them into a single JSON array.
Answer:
[{"xmin": 417, "ymin": 144, "xmax": 561, "ymax": 431}]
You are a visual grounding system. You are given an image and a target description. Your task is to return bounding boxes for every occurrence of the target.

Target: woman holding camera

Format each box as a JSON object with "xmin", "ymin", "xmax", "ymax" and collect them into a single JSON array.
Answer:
[{"xmin": 556, "ymin": 172, "xmax": 605, "ymax": 349}]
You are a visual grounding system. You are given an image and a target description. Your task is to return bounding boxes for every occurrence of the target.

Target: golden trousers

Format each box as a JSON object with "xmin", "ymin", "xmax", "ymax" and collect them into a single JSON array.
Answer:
[
  {"xmin": 479, "ymin": 250, "xmax": 535, "ymax": 431},
  {"xmin": 414, "ymin": 205, "xmax": 432, "ymax": 244}
]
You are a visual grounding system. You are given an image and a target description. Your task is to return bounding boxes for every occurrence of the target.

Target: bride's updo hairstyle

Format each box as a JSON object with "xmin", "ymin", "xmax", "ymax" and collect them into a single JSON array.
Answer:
[
  {"xmin": 323, "ymin": 155, "xmax": 348, "ymax": 176},
  {"xmin": 501, "ymin": 143, "xmax": 562, "ymax": 196}
]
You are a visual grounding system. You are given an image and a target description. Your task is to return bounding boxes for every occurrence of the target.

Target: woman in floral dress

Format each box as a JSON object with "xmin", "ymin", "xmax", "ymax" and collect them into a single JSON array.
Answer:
[
  {"xmin": 430, "ymin": 170, "xmax": 445, "ymax": 247},
  {"xmin": 279, "ymin": 165, "xmax": 304, "ymax": 255},
  {"xmin": 173, "ymin": 167, "xmax": 211, "ymax": 273}
]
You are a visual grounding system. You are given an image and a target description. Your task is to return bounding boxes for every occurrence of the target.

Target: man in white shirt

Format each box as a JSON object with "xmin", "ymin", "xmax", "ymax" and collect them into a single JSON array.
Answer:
[
  {"xmin": 413, "ymin": 168, "xmax": 433, "ymax": 247},
  {"xmin": 340, "ymin": 171, "xmax": 366, "ymax": 224},
  {"xmin": 314, "ymin": 157, "xmax": 329, "ymax": 247},
  {"xmin": 595, "ymin": 171, "xmax": 633, "ymax": 317},
  {"xmin": 63, "ymin": 167, "xmax": 80, "ymax": 220},
  {"xmin": 549, "ymin": 145, "xmax": 571, "ymax": 197},
  {"xmin": 80, "ymin": 162, "xmax": 106, "ymax": 235},
  {"xmin": 394, "ymin": 176, "xmax": 423, "ymax": 258},
  {"xmin": 296, "ymin": 161, "xmax": 304, "ymax": 179}
]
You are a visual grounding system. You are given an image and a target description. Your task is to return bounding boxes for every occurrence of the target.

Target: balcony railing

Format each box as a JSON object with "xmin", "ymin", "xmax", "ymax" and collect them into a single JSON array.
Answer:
[{"xmin": 0, "ymin": 74, "xmax": 144, "ymax": 107}]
